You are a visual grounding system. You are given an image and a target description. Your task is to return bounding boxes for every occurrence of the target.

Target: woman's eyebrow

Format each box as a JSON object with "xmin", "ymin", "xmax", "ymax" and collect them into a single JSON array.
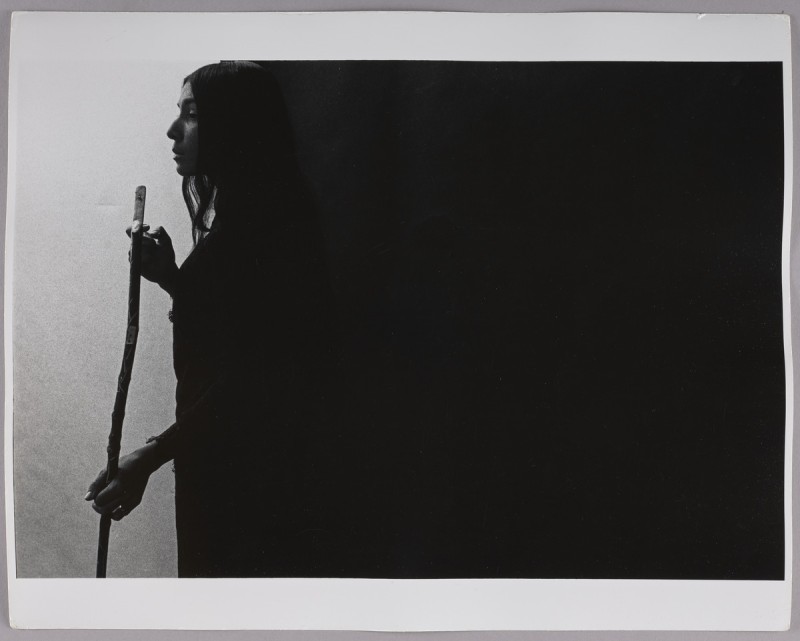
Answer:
[{"xmin": 177, "ymin": 99, "xmax": 198, "ymax": 108}]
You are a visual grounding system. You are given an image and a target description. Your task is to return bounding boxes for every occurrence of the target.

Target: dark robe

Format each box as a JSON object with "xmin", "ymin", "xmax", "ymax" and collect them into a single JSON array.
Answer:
[{"xmin": 162, "ymin": 215, "xmax": 337, "ymax": 577}]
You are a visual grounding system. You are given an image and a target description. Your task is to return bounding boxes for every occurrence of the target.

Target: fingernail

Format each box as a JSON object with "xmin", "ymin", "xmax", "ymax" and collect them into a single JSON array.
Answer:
[{"xmin": 84, "ymin": 491, "xmax": 93, "ymax": 501}]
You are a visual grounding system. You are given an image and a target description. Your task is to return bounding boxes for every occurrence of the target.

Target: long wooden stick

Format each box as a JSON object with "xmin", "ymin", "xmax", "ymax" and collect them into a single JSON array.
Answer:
[{"xmin": 96, "ymin": 186, "xmax": 146, "ymax": 578}]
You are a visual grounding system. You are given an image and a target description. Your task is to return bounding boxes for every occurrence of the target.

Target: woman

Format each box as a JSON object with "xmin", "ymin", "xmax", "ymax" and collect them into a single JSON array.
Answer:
[{"xmin": 85, "ymin": 61, "xmax": 337, "ymax": 577}]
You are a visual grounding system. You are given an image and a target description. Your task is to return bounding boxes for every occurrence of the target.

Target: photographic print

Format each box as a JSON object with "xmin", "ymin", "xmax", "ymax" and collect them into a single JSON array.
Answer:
[{"xmin": 4, "ymin": 11, "xmax": 793, "ymax": 630}]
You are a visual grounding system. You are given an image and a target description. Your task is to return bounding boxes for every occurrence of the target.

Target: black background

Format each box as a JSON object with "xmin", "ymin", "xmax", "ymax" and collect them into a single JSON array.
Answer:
[{"xmin": 263, "ymin": 61, "xmax": 785, "ymax": 579}]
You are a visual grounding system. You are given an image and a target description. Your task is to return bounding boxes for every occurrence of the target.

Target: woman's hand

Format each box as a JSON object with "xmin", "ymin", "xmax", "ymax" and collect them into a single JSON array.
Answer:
[
  {"xmin": 126, "ymin": 224, "xmax": 179, "ymax": 296},
  {"xmin": 85, "ymin": 444, "xmax": 161, "ymax": 521}
]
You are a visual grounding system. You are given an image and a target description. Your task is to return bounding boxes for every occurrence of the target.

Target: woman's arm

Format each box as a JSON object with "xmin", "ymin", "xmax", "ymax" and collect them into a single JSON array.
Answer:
[
  {"xmin": 84, "ymin": 438, "xmax": 171, "ymax": 521},
  {"xmin": 158, "ymin": 262, "xmax": 180, "ymax": 297},
  {"xmin": 128, "ymin": 224, "xmax": 180, "ymax": 295},
  {"xmin": 84, "ymin": 226, "xmax": 182, "ymax": 519},
  {"xmin": 86, "ymin": 224, "xmax": 308, "ymax": 519},
  {"xmin": 88, "ymin": 314, "xmax": 264, "ymax": 520}
]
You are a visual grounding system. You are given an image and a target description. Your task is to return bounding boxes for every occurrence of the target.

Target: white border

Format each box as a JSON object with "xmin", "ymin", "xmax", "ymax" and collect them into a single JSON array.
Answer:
[
  {"xmin": 782, "ymin": 30, "xmax": 795, "ymax": 633},
  {"xmin": 6, "ymin": 11, "xmax": 793, "ymax": 62},
  {"xmin": 7, "ymin": 579, "xmax": 793, "ymax": 631},
  {"xmin": 4, "ymin": 10, "xmax": 18, "ymax": 594},
  {"xmin": 5, "ymin": 11, "xmax": 793, "ymax": 631}
]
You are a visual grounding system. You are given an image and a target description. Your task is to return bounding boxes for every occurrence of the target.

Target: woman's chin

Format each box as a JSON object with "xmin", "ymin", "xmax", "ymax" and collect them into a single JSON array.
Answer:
[{"xmin": 172, "ymin": 156, "xmax": 196, "ymax": 176}]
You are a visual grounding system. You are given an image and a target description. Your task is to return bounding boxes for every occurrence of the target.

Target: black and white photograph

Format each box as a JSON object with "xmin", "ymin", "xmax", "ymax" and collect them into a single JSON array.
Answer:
[{"xmin": 4, "ymin": 11, "xmax": 793, "ymax": 631}]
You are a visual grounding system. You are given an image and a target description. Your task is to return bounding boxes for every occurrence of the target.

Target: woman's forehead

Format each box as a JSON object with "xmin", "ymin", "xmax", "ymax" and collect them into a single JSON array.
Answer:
[{"xmin": 178, "ymin": 82, "xmax": 195, "ymax": 106}]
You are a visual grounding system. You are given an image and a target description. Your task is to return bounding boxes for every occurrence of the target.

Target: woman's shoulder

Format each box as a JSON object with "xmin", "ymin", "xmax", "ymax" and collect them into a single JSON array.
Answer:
[{"xmin": 191, "ymin": 211, "xmax": 324, "ymax": 277}]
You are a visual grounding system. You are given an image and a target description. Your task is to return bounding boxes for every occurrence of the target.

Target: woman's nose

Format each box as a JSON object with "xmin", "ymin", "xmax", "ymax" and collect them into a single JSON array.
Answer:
[{"xmin": 166, "ymin": 119, "xmax": 181, "ymax": 141}]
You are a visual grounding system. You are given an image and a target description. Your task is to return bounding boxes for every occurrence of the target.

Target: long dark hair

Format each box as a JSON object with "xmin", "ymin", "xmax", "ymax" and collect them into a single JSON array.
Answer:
[{"xmin": 182, "ymin": 61, "xmax": 310, "ymax": 243}]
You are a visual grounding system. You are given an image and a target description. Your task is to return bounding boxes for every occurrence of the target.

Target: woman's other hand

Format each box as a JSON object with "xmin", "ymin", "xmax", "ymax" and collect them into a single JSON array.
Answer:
[
  {"xmin": 126, "ymin": 224, "xmax": 179, "ymax": 296},
  {"xmin": 85, "ymin": 444, "xmax": 160, "ymax": 521}
]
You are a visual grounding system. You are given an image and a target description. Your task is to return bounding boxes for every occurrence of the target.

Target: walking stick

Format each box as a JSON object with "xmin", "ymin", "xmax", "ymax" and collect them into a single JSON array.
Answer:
[{"xmin": 96, "ymin": 185, "xmax": 146, "ymax": 578}]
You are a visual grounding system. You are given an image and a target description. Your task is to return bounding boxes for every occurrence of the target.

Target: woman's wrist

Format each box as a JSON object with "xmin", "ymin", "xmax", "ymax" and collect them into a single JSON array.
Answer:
[
  {"xmin": 137, "ymin": 438, "xmax": 173, "ymax": 473},
  {"xmin": 159, "ymin": 262, "xmax": 180, "ymax": 297},
  {"xmin": 144, "ymin": 422, "xmax": 180, "ymax": 470}
]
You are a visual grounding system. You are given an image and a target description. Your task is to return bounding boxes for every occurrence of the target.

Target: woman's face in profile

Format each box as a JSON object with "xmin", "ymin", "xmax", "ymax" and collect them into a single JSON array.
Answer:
[{"xmin": 167, "ymin": 82, "xmax": 199, "ymax": 176}]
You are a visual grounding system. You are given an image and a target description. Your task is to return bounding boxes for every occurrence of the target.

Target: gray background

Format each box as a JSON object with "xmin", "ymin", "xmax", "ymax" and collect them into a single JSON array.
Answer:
[
  {"xmin": 2, "ymin": 0, "xmax": 800, "ymax": 637},
  {"xmin": 13, "ymin": 60, "xmax": 222, "ymax": 578},
  {"xmin": 12, "ymin": 58, "xmax": 202, "ymax": 578}
]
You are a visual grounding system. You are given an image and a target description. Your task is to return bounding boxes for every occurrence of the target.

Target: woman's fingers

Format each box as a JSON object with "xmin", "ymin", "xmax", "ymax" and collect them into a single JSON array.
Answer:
[
  {"xmin": 148, "ymin": 227, "xmax": 173, "ymax": 247},
  {"xmin": 93, "ymin": 496, "xmax": 128, "ymax": 516},
  {"xmin": 128, "ymin": 227, "xmax": 158, "ymax": 263},
  {"xmin": 85, "ymin": 468, "xmax": 109, "ymax": 501},
  {"xmin": 96, "ymin": 489, "xmax": 143, "ymax": 520},
  {"xmin": 110, "ymin": 495, "xmax": 143, "ymax": 521},
  {"xmin": 144, "ymin": 229, "xmax": 172, "ymax": 251},
  {"xmin": 92, "ymin": 478, "xmax": 126, "ymax": 513},
  {"xmin": 94, "ymin": 500, "xmax": 134, "ymax": 518},
  {"xmin": 110, "ymin": 503, "xmax": 132, "ymax": 521},
  {"xmin": 125, "ymin": 223, "xmax": 150, "ymax": 238},
  {"xmin": 125, "ymin": 224, "xmax": 170, "ymax": 245},
  {"xmin": 130, "ymin": 235, "xmax": 159, "ymax": 264},
  {"xmin": 89, "ymin": 448, "xmax": 152, "ymax": 517}
]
